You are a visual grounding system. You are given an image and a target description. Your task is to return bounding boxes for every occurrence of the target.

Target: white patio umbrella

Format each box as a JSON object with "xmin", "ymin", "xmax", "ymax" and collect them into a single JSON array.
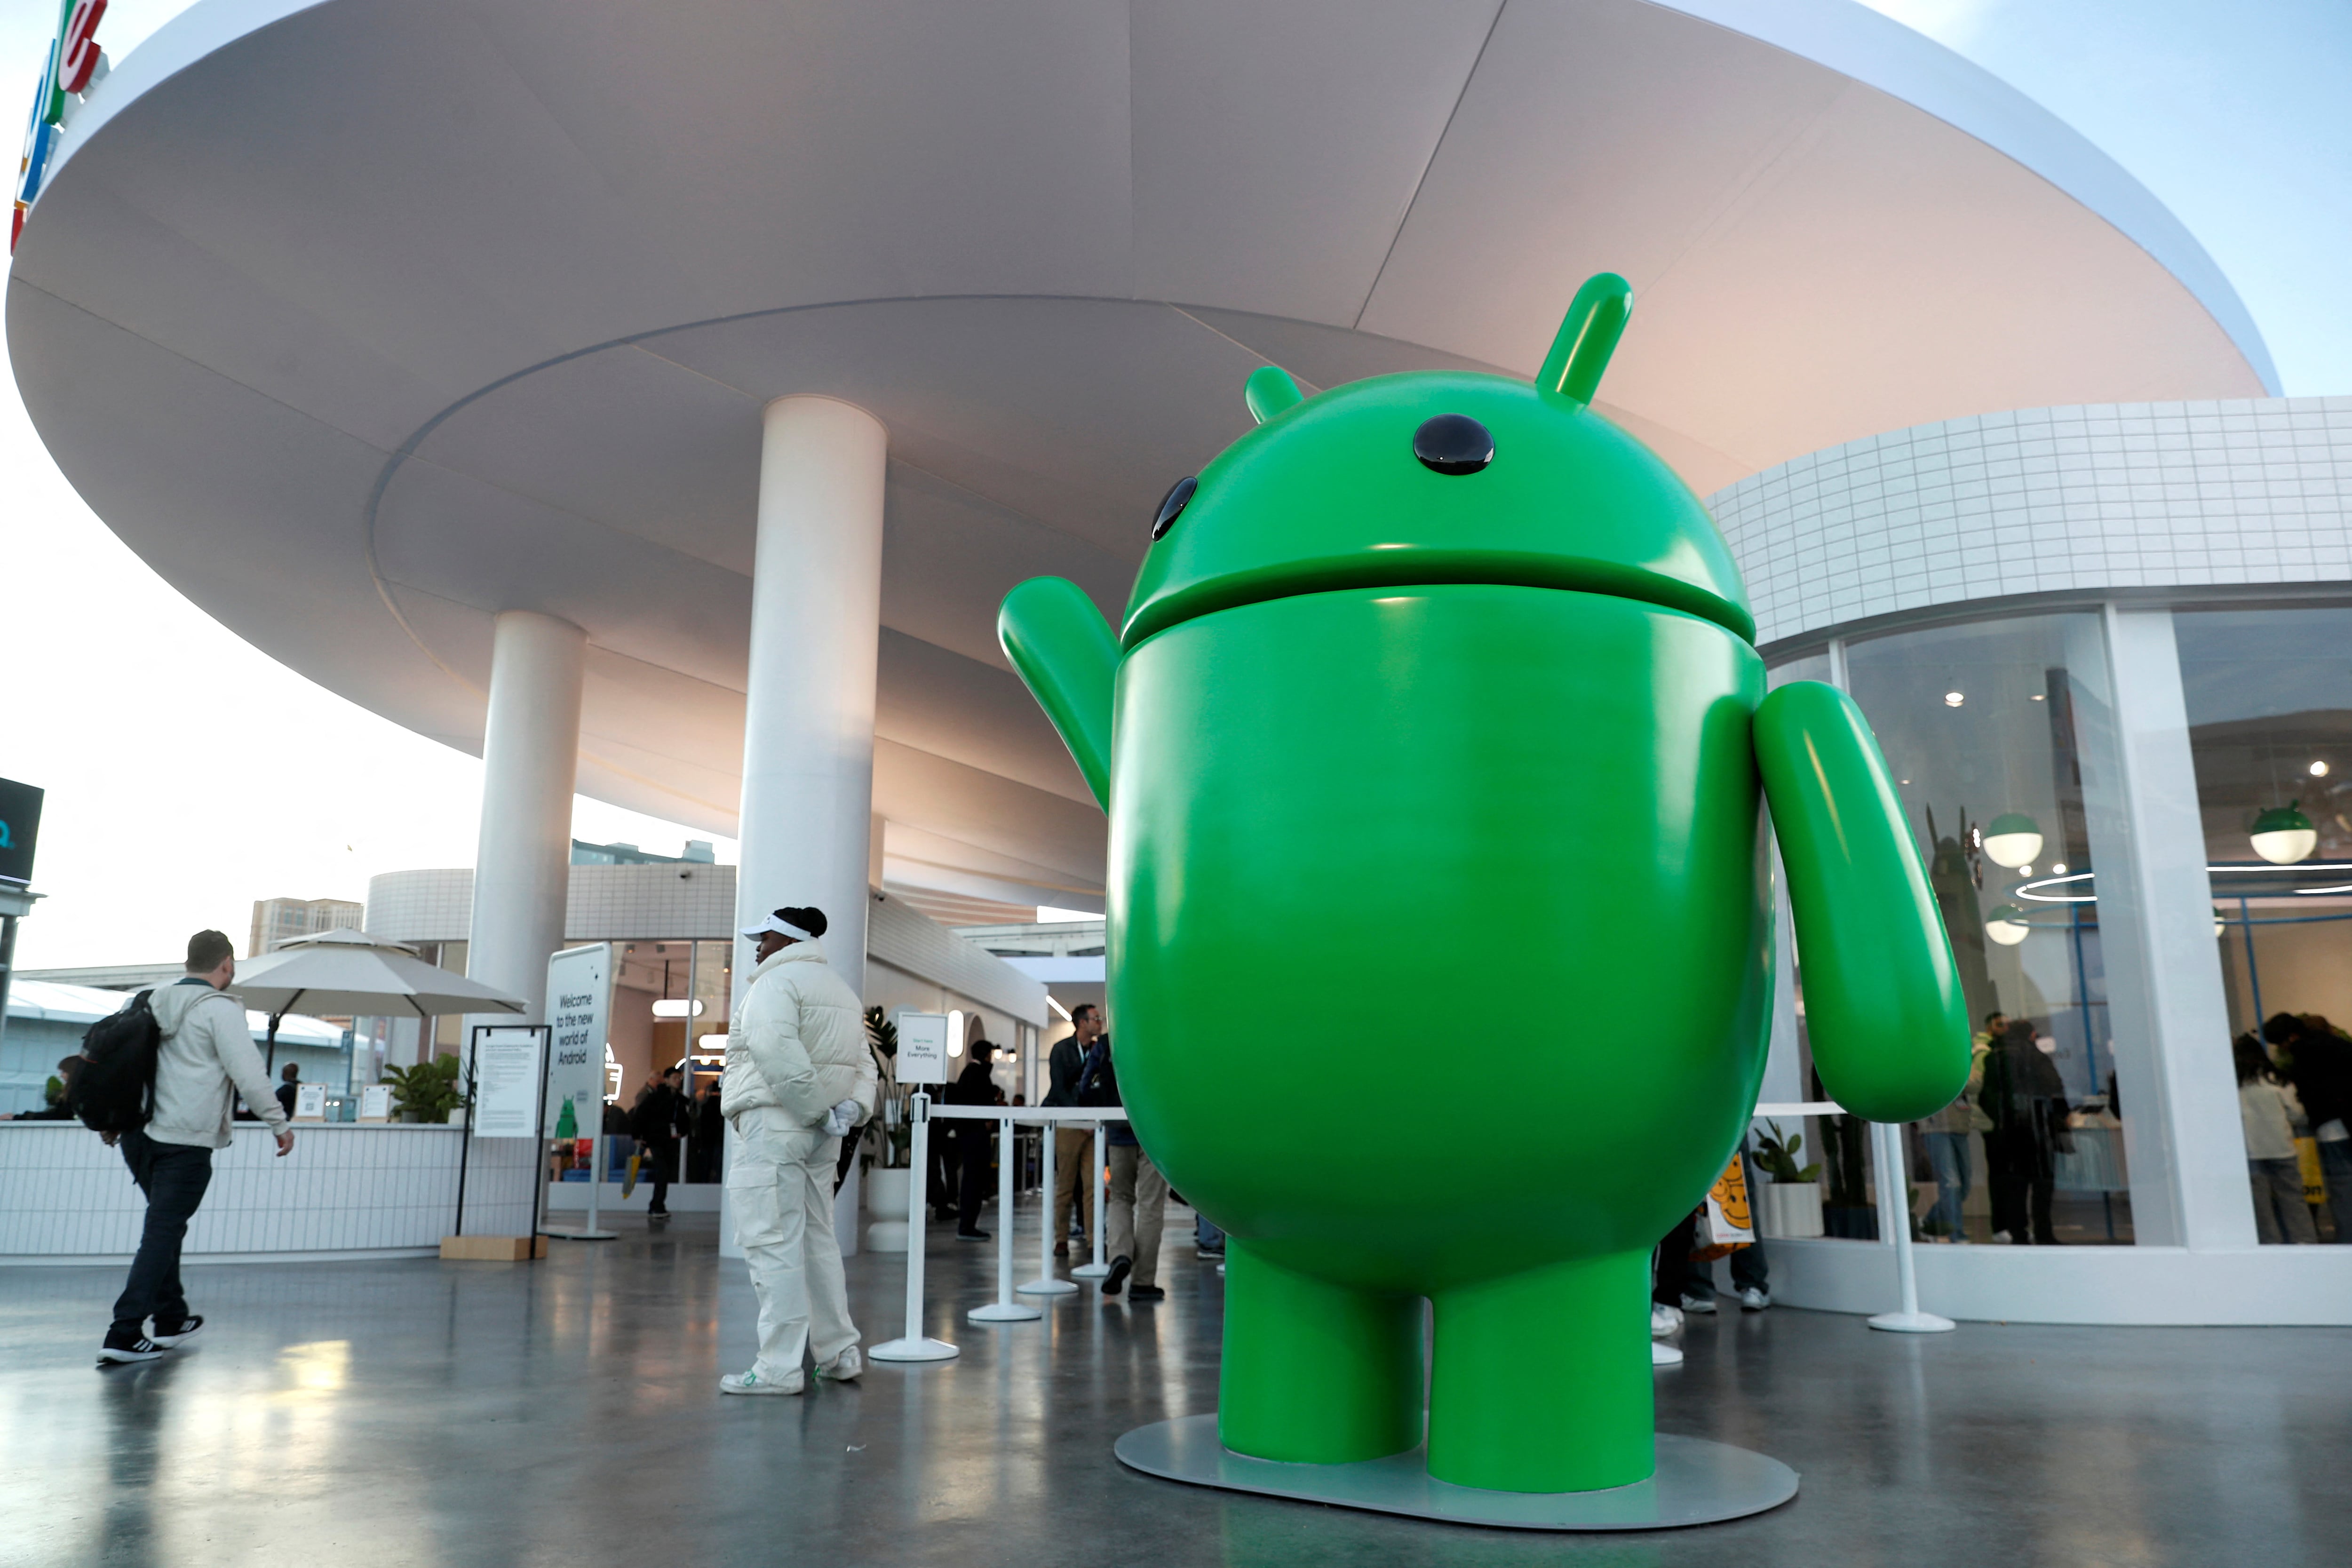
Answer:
[{"xmin": 230, "ymin": 928, "xmax": 525, "ymax": 1068}]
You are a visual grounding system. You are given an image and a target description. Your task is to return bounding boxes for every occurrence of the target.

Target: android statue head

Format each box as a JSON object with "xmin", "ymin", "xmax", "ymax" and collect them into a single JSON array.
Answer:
[
  {"xmin": 997, "ymin": 271, "xmax": 1968, "ymax": 1504},
  {"xmin": 1120, "ymin": 274, "xmax": 1755, "ymax": 652}
]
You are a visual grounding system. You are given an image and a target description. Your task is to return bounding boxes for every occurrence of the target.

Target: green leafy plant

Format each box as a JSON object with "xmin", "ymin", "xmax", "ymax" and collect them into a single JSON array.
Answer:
[
  {"xmin": 381, "ymin": 1055, "xmax": 465, "ymax": 1122},
  {"xmin": 866, "ymin": 1007, "xmax": 912, "ymax": 1167},
  {"xmin": 865, "ymin": 1006, "xmax": 898, "ymax": 1057},
  {"xmin": 1753, "ymin": 1120, "xmax": 1822, "ymax": 1185}
]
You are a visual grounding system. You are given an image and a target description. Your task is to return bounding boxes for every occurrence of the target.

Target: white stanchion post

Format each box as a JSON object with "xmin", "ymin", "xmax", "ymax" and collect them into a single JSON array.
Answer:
[
  {"xmin": 1868, "ymin": 1120, "xmax": 1954, "ymax": 1334},
  {"xmin": 1072, "ymin": 1118, "xmax": 1110, "ymax": 1279},
  {"xmin": 870, "ymin": 1091, "xmax": 957, "ymax": 1362},
  {"xmin": 971, "ymin": 1113, "xmax": 1042, "ymax": 1323},
  {"xmin": 1019, "ymin": 1111, "xmax": 1077, "ymax": 1297}
]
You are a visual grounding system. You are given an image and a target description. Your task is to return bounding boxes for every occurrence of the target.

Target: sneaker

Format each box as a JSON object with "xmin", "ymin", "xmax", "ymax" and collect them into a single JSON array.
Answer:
[
  {"xmin": 97, "ymin": 1333, "xmax": 165, "ymax": 1366},
  {"xmin": 1679, "ymin": 1291, "xmax": 1717, "ymax": 1315},
  {"xmin": 1128, "ymin": 1284, "xmax": 1166, "ymax": 1302},
  {"xmin": 1102, "ymin": 1254, "xmax": 1132, "ymax": 1297},
  {"xmin": 1738, "ymin": 1287, "xmax": 1771, "ymax": 1313},
  {"xmin": 957, "ymin": 1228, "xmax": 991, "ymax": 1242},
  {"xmin": 815, "ymin": 1346, "xmax": 863, "ymax": 1383},
  {"xmin": 1053, "ymin": 1242, "xmax": 1069, "ymax": 1258},
  {"xmin": 719, "ymin": 1369, "xmax": 803, "ymax": 1396},
  {"xmin": 1196, "ymin": 1246, "xmax": 1225, "ymax": 1260},
  {"xmin": 1650, "ymin": 1303, "xmax": 1683, "ymax": 1338},
  {"xmin": 148, "ymin": 1315, "xmax": 205, "ymax": 1348},
  {"xmin": 1651, "ymin": 1340, "xmax": 1685, "ymax": 1367}
]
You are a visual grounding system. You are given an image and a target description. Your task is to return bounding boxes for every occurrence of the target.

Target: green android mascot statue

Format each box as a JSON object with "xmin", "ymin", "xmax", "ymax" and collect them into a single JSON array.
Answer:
[{"xmin": 999, "ymin": 273, "xmax": 1969, "ymax": 1497}]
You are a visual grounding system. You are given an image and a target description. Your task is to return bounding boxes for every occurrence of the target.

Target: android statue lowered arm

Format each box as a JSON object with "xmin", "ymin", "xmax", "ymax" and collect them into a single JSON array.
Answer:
[{"xmin": 1000, "ymin": 274, "xmax": 1970, "ymax": 1496}]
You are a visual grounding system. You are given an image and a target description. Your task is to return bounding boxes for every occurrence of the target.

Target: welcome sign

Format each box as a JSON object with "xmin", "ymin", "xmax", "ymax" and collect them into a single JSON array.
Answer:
[{"xmin": 542, "ymin": 944, "xmax": 612, "ymax": 1140}]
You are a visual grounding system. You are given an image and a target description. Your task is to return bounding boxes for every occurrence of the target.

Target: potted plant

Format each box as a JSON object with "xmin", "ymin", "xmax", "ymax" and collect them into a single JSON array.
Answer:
[
  {"xmin": 1752, "ymin": 1120, "xmax": 1826, "ymax": 1239},
  {"xmin": 381, "ymin": 1055, "xmax": 465, "ymax": 1124}
]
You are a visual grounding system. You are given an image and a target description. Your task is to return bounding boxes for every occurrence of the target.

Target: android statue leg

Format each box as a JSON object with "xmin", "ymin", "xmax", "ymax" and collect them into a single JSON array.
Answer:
[
  {"xmin": 1217, "ymin": 1241, "xmax": 1422, "ymax": 1464},
  {"xmin": 1428, "ymin": 1250, "xmax": 1653, "ymax": 1493}
]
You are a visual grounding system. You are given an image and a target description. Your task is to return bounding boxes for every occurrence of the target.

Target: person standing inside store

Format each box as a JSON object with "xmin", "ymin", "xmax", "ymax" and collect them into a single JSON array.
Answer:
[
  {"xmin": 690, "ymin": 1078, "xmax": 725, "ymax": 1183},
  {"xmin": 946, "ymin": 1036, "xmax": 999, "ymax": 1239},
  {"xmin": 2236, "ymin": 1032, "xmax": 2318, "ymax": 1244},
  {"xmin": 2265, "ymin": 1013, "xmax": 2352, "ymax": 1242},
  {"xmin": 1922, "ymin": 1012, "xmax": 1999, "ymax": 1242},
  {"xmin": 630, "ymin": 1064, "xmax": 687, "ymax": 1217},
  {"xmin": 98, "ymin": 930, "xmax": 295, "ymax": 1364},
  {"xmin": 719, "ymin": 906, "xmax": 875, "ymax": 1396},
  {"xmin": 1980, "ymin": 1018, "xmax": 2069, "ymax": 1245},
  {"xmin": 1078, "ymin": 1022, "xmax": 1168, "ymax": 1301},
  {"xmin": 1043, "ymin": 1004, "xmax": 1100, "ymax": 1257},
  {"xmin": 274, "ymin": 1061, "xmax": 302, "ymax": 1118}
]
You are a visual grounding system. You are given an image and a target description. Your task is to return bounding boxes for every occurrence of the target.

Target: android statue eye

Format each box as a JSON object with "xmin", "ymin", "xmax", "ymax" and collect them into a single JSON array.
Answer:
[
  {"xmin": 1151, "ymin": 475, "xmax": 1198, "ymax": 540},
  {"xmin": 1412, "ymin": 414, "xmax": 1494, "ymax": 476}
]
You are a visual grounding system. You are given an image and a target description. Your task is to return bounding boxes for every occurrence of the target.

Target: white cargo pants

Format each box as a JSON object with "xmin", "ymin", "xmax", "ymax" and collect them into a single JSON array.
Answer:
[{"xmin": 727, "ymin": 1108, "xmax": 858, "ymax": 1381}]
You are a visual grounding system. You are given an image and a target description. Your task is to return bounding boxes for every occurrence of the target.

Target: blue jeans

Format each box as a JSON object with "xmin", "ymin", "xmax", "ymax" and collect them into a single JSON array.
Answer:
[
  {"xmin": 112, "ymin": 1131, "xmax": 213, "ymax": 1334},
  {"xmin": 1923, "ymin": 1131, "xmax": 1971, "ymax": 1241},
  {"xmin": 1196, "ymin": 1211, "xmax": 1224, "ymax": 1252}
]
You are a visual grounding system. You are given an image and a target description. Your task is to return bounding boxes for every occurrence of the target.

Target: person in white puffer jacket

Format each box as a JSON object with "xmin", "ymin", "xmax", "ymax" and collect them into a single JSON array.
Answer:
[{"xmin": 719, "ymin": 904, "xmax": 876, "ymax": 1395}]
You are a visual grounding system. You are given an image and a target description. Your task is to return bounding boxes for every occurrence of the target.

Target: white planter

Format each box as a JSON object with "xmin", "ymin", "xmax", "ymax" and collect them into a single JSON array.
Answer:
[
  {"xmin": 445, "ymin": 1107, "xmax": 467, "ymax": 1126},
  {"xmin": 1758, "ymin": 1181, "xmax": 1824, "ymax": 1240},
  {"xmin": 867, "ymin": 1166, "xmax": 912, "ymax": 1218},
  {"xmin": 865, "ymin": 1220, "xmax": 911, "ymax": 1253}
]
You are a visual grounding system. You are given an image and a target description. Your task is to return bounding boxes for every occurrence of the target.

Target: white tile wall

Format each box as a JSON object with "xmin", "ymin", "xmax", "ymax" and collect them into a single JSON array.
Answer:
[
  {"xmin": 1707, "ymin": 397, "xmax": 2352, "ymax": 647},
  {"xmin": 0, "ymin": 1124, "xmax": 538, "ymax": 1260},
  {"xmin": 366, "ymin": 864, "xmax": 739, "ymax": 943}
]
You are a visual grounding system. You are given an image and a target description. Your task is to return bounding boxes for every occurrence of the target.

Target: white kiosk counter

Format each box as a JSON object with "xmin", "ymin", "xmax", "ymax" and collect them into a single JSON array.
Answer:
[{"xmin": 0, "ymin": 1122, "xmax": 538, "ymax": 1264}]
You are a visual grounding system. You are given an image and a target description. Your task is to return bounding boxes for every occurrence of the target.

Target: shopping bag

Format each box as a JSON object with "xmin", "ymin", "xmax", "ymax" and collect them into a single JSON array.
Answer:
[
  {"xmin": 2296, "ymin": 1137, "xmax": 2325, "ymax": 1206},
  {"xmin": 1693, "ymin": 1153, "xmax": 1754, "ymax": 1261},
  {"xmin": 623, "ymin": 1151, "xmax": 642, "ymax": 1198}
]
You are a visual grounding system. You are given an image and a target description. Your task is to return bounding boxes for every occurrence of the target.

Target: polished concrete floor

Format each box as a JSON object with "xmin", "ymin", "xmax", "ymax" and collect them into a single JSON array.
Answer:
[{"xmin": 2, "ymin": 1195, "xmax": 2346, "ymax": 1568}]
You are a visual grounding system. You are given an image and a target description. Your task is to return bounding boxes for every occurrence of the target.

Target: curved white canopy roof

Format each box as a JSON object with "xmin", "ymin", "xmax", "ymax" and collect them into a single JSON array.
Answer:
[{"xmin": 8, "ymin": 0, "xmax": 2273, "ymax": 910}]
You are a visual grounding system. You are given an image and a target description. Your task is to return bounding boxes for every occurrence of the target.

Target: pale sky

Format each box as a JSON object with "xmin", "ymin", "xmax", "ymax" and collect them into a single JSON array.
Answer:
[{"xmin": 1, "ymin": 0, "xmax": 2346, "ymax": 969}]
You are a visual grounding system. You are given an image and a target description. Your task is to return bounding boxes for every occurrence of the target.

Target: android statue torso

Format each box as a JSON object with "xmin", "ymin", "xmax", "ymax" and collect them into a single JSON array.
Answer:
[{"xmin": 1109, "ymin": 581, "xmax": 1771, "ymax": 1293}]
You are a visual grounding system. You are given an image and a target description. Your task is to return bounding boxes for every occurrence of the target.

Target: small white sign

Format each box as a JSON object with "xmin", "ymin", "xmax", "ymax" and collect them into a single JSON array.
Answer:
[
  {"xmin": 293, "ymin": 1083, "xmax": 328, "ymax": 1121},
  {"xmin": 358, "ymin": 1084, "xmax": 393, "ymax": 1122},
  {"xmin": 471, "ymin": 1026, "xmax": 544, "ymax": 1139},
  {"xmin": 896, "ymin": 1011, "xmax": 949, "ymax": 1086},
  {"xmin": 544, "ymin": 943, "xmax": 613, "ymax": 1139}
]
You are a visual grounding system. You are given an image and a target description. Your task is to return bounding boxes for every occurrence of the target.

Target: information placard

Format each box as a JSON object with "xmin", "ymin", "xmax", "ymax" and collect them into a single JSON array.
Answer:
[
  {"xmin": 544, "ymin": 943, "xmax": 612, "ymax": 1139},
  {"xmin": 292, "ymin": 1083, "xmax": 327, "ymax": 1121},
  {"xmin": 471, "ymin": 1026, "xmax": 545, "ymax": 1139},
  {"xmin": 358, "ymin": 1084, "xmax": 392, "ymax": 1122},
  {"xmin": 896, "ymin": 1011, "xmax": 949, "ymax": 1086}
]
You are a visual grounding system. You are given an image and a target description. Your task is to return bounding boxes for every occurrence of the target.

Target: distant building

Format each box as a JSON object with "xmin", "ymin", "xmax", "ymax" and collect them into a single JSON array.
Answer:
[
  {"xmin": 249, "ymin": 897, "xmax": 363, "ymax": 957},
  {"xmin": 570, "ymin": 839, "xmax": 716, "ymax": 867}
]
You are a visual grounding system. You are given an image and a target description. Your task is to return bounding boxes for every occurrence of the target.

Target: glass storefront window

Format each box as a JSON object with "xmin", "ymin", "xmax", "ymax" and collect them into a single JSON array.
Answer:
[
  {"xmin": 2176, "ymin": 605, "xmax": 2352, "ymax": 1244},
  {"xmin": 1768, "ymin": 613, "xmax": 2137, "ymax": 1247}
]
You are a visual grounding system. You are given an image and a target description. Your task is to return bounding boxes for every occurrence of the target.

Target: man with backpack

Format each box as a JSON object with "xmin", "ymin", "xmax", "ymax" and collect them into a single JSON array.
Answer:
[{"xmin": 88, "ymin": 929, "xmax": 294, "ymax": 1365}]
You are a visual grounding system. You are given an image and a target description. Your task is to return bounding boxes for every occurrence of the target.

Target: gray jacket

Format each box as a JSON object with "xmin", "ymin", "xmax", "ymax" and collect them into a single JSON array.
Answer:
[{"xmin": 144, "ymin": 978, "xmax": 289, "ymax": 1148}]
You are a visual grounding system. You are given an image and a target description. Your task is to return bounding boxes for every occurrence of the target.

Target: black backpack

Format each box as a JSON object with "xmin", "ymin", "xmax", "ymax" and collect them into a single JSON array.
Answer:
[{"xmin": 69, "ymin": 989, "xmax": 162, "ymax": 1134}]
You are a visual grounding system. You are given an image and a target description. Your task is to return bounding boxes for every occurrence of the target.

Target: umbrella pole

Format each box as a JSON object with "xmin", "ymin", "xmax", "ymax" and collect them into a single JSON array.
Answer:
[{"xmin": 265, "ymin": 1012, "xmax": 282, "ymax": 1075}]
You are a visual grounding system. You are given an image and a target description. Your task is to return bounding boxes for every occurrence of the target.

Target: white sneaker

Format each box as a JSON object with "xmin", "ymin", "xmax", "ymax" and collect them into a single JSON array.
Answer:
[
  {"xmin": 1738, "ymin": 1287, "xmax": 1770, "ymax": 1313},
  {"xmin": 1650, "ymin": 1303, "xmax": 1683, "ymax": 1337},
  {"xmin": 1679, "ymin": 1291, "xmax": 1717, "ymax": 1315},
  {"xmin": 1651, "ymin": 1340, "xmax": 1685, "ymax": 1366},
  {"xmin": 719, "ymin": 1369, "xmax": 803, "ymax": 1396},
  {"xmin": 815, "ymin": 1346, "xmax": 863, "ymax": 1383}
]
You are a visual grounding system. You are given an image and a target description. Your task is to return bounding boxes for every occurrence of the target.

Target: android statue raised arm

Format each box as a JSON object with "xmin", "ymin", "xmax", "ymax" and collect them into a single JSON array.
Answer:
[{"xmin": 1000, "ymin": 273, "xmax": 1969, "ymax": 1497}]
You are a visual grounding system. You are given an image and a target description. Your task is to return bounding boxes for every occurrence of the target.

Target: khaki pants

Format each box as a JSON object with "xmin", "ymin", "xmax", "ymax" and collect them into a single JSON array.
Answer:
[
  {"xmin": 1107, "ymin": 1143, "xmax": 1169, "ymax": 1288},
  {"xmin": 1054, "ymin": 1127, "xmax": 1095, "ymax": 1247},
  {"xmin": 728, "ymin": 1110, "xmax": 858, "ymax": 1382}
]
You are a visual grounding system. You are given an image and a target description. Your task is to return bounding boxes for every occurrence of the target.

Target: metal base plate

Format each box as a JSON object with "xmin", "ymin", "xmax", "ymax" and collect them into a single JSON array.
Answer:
[
  {"xmin": 868, "ymin": 1336, "xmax": 959, "ymax": 1363},
  {"xmin": 1114, "ymin": 1415, "xmax": 1798, "ymax": 1531}
]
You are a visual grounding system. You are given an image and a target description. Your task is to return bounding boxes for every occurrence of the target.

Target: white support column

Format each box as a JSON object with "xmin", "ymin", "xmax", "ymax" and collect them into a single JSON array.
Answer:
[
  {"xmin": 734, "ymin": 395, "xmax": 888, "ymax": 1004},
  {"xmin": 466, "ymin": 610, "xmax": 586, "ymax": 1033},
  {"xmin": 2070, "ymin": 607, "xmax": 2255, "ymax": 1249}
]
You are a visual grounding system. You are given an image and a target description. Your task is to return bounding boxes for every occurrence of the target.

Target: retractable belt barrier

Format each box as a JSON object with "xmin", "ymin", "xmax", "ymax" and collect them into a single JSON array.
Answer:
[
  {"xmin": 868, "ymin": 1094, "xmax": 1128, "ymax": 1363},
  {"xmin": 867, "ymin": 1095, "xmax": 1924, "ymax": 1366}
]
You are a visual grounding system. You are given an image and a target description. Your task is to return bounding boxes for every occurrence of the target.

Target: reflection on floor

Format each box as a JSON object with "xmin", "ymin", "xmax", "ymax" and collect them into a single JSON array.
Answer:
[{"xmin": 1, "ymin": 1194, "xmax": 2346, "ymax": 1567}]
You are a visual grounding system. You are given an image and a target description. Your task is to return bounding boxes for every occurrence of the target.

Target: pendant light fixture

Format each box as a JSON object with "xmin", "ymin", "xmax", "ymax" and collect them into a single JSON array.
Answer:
[
  {"xmin": 1981, "ymin": 812, "xmax": 2043, "ymax": 870},
  {"xmin": 2249, "ymin": 803, "xmax": 2319, "ymax": 866},
  {"xmin": 1984, "ymin": 904, "xmax": 2031, "ymax": 947}
]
